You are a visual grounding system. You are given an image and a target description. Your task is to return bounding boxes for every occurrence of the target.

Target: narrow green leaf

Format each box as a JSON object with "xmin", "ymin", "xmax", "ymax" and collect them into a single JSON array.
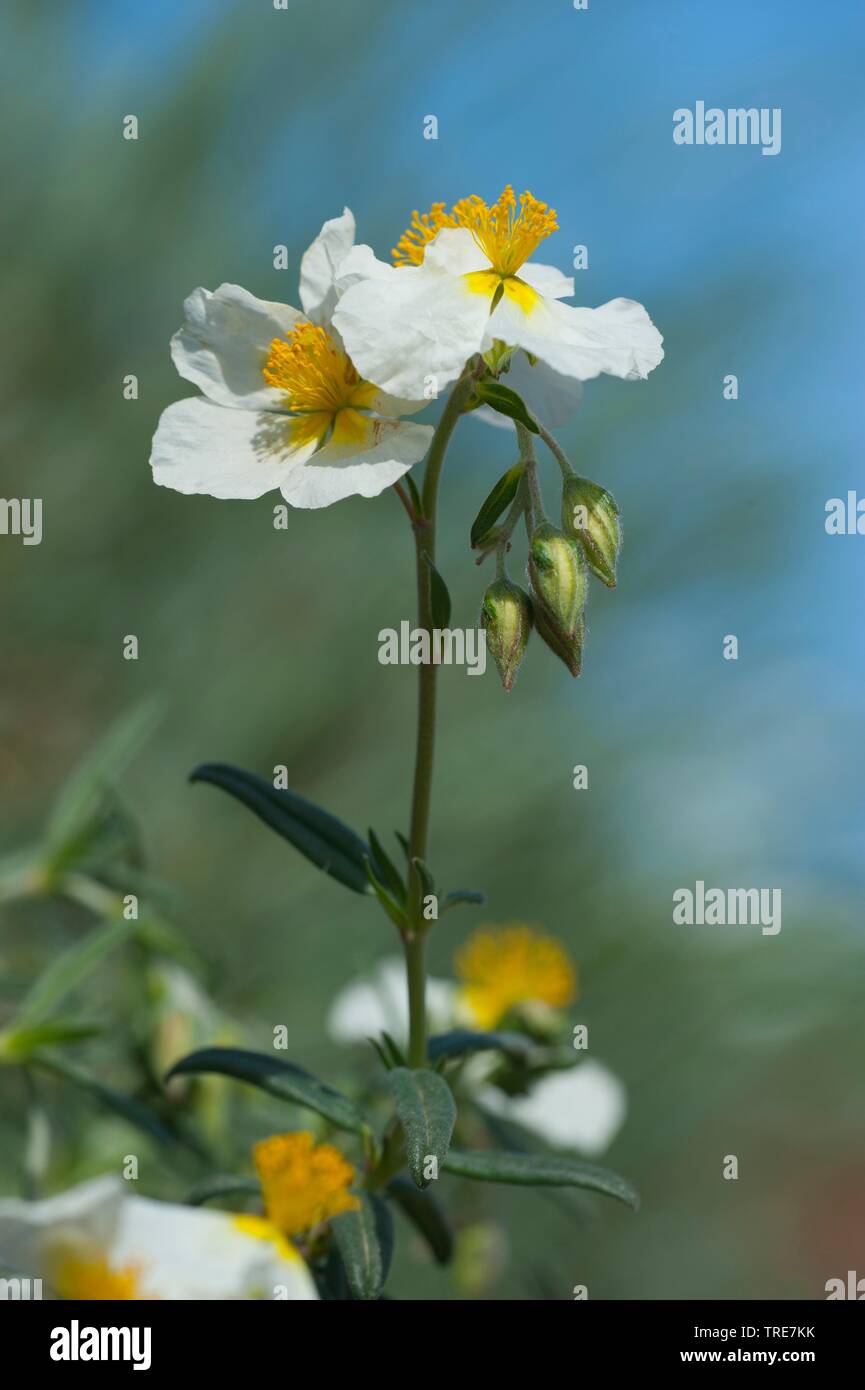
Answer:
[
  {"xmin": 388, "ymin": 1067, "xmax": 457, "ymax": 1190},
  {"xmin": 427, "ymin": 1029, "xmax": 534, "ymax": 1063},
  {"xmin": 410, "ymin": 857, "xmax": 436, "ymax": 900},
  {"xmin": 470, "ymin": 462, "xmax": 525, "ymax": 549},
  {"xmin": 442, "ymin": 1148, "xmax": 639, "ymax": 1209},
  {"xmin": 0, "ymin": 1018, "xmax": 103, "ymax": 1060},
  {"xmin": 46, "ymin": 700, "xmax": 162, "ymax": 855},
  {"xmin": 34, "ymin": 1053, "xmax": 178, "ymax": 1146},
  {"xmin": 367, "ymin": 829, "xmax": 406, "ymax": 904},
  {"xmin": 166, "ymin": 1046, "xmax": 366, "ymax": 1135},
  {"xmin": 379, "ymin": 1032, "xmax": 406, "ymax": 1068},
  {"xmin": 440, "ymin": 889, "xmax": 485, "ymax": 914},
  {"xmin": 364, "ymin": 858, "xmax": 408, "ymax": 930},
  {"xmin": 16, "ymin": 917, "xmax": 135, "ymax": 1027},
  {"xmin": 404, "ymin": 472, "xmax": 423, "ymax": 520},
  {"xmin": 366, "ymin": 1037, "xmax": 393, "ymax": 1072},
  {"xmin": 422, "ymin": 553, "xmax": 452, "ymax": 629},
  {"xmin": 388, "ymin": 1176, "xmax": 454, "ymax": 1265},
  {"xmin": 330, "ymin": 1193, "xmax": 393, "ymax": 1301},
  {"xmin": 189, "ymin": 763, "xmax": 371, "ymax": 896},
  {"xmin": 185, "ymin": 1176, "xmax": 262, "ymax": 1207},
  {"xmin": 475, "ymin": 383, "xmax": 539, "ymax": 434}
]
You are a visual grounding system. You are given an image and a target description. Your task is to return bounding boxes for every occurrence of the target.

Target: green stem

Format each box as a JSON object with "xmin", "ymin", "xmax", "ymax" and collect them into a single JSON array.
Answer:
[
  {"xmin": 535, "ymin": 418, "xmax": 575, "ymax": 479},
  {"xmin": 404, "ymin": 367, "xmax": 475, "ymax": 1067}
]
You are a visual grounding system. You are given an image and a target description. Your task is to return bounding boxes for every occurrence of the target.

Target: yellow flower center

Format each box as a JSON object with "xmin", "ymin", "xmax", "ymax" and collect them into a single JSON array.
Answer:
[
  {"xmin": 393, "ymin": 186, "xmax": 557, "ymax": 279},
  {"xmin": 455, "ymin": 925, "xmax": 577, "ymax": 1030},
  {"xmin": 253, "ymin": 1131, "xmax": 360, "ymax": 1237},
  {"xmin": 50, "ymin": 1250, "xmax": 139, "ymax": 1300},
  {"xmin": 262, "ymin": 322, "xmax": 378, "ymax": 450},
  {"xmin": 232, "ymin": 1212, "xmax": 300, "ymax": 1263}
]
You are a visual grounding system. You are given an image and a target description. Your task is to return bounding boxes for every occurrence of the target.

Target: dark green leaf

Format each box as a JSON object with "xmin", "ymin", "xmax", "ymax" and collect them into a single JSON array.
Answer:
[
  {"xmin": 189, "ymin": 763, "xmax": 371, "ymax": 895},
  {"xmin": 367, "ymin": 1037, "xmax": 393, "ymax": 1072},
  {"xmin": 379, "ymin": 1032, "xmax": 406, "ymax": 1068},
  {"xmin": 167, "ymin": 1046, "xmax": 366, "ymax": 1135},
  {"xmin": 34, "ymin": 1053, "xmax": 178, "ymax": 1146},
  {"xmin": 475, "ymin": 382, "xmax": 539, "ymax": 434},
  {"xmin": 388, "ymin": 1067, "xmax": 456, "ymax": 1189},
  {"xmin": 185, "ymin": 1176, "xmax": 262, "ymax": 1207},
  {"xmin": 364, "ymin": 858, "xmax": 408, "ymax": 930},
  {"xmin": 404, "ymin": 472, "xmax": 423, "ymax": 520},
  {"xmin": 410, "ymin": 857, "xmax": 436, "ymax": 900},
  {"xmin": 442, "ymin": 1148, "xmax": 639, "ymax": 1209},
  {"xmin": 440, "ymin": 889, "xmax": 485, "ymax": 914},
  {"xmin": 470, "ymin": 462, "xmax": 525, "ymax": 548},
  {"xmin": 388, "ymin": 1175, "xmax": 454, "ymax": 1264},
  {"xmin": 330, "ymin": 1193, "xmax": 394, "ymax": 1301},
  {"xmin": 427, "ymin": 1029, "xmax": 534, "ymax": 1063},
  {"xmin": 422, "ymin": 553, "xmax": 452, "ymax": 628},
  {"xmin": 367, "ymin": 829, "xmax": 406, "ymax": 904}
]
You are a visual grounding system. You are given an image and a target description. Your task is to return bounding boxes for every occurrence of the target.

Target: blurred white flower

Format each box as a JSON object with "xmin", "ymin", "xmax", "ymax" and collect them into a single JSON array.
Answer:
[
  {"xmin": 327, "ymin": 956, "xmax": 455, "ymax": 1046},
  {"xmin": 0, "ymin": 1176, "xmax": 317, "ymax": 1300},
  {"xmin": 151, "ymin": 209, "xmax": 433, "ymax": 509},
  {"xmin": 477, "ymin": 1059, "xmax": 627, "ymax": 1157}
]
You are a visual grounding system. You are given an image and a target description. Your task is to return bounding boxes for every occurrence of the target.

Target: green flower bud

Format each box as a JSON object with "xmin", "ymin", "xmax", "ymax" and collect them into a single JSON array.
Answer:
[
  {"xmin": 561, "ymin": 475, "xmax": 621, "ymax": 588},
  {"xmin": 481, "ymin": 578, "xmax": 533, "ymax": 692},
  {"xmin": 533, "ymin": 606, "xmax": 585, "ymax": 678},
  {"xmin": 527, "ymin": 521, "xmax": 586, "ymax": 639}
]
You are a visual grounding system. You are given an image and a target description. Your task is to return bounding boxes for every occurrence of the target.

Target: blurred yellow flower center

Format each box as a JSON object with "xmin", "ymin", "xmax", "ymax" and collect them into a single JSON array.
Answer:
[
  {"xmin": 51, "ymin": 1251, "xmax": 139, "ymax": 1300},
  {"xmin": 254, "ymin": 1130, "xmax": 360, "ymax": 1236},
  {"xmin": 393, "ymin": 186, "xmax": 557, "ymax": 278},
  {"xmin": 262, "ymin": 322, "xmax": 377, "ymax": 449},
  {"xmin": 232, "ymin": 1212, "xmax": 300, "ymax": 1263},
  {"xmin": 455, "ymin": 925, "xmax": 577, "ymax": 1030}
]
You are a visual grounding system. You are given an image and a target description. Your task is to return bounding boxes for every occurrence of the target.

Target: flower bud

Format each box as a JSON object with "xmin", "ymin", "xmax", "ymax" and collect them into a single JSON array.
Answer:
[
  {"xmin": 533, "ymin": 605, "xmax": 585, "ymax": 678},
  {"xmin": 527, "ymin": 521, "xmax": 586, "ymax": 639},
  {"xmin": 561, "ymin": 475, "xmax": 621, "ymax": 588},
  {"xmin": 481, "ymin": 578, "xmax": 532, "ymax": 692}
]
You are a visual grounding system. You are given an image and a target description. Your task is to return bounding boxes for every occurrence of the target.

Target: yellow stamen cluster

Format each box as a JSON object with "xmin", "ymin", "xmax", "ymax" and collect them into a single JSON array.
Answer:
[
  {"xmin": 262, "ymin": 321, "xmax": 362, "ymax": 414},
  {"xmin": 455, "ymin": 924, "xmax": 576, "ymax": 1030},
  {"xmin": 393, "ymin": 187, "xmax": 557, "ymax": 276},
  {"xmin": 254, "ymin": 1131, "xmax": 360, "ymax": 1237},
  {"xmin": 392, "ymin": 202, "xmax": 460, "ymax": 266}
]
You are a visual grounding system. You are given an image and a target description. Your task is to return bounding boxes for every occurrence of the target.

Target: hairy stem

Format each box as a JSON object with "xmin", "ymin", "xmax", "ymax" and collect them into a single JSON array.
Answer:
[{"xmin": 404, "ymin": 367, "xmax": 475, "ymax": 1067}]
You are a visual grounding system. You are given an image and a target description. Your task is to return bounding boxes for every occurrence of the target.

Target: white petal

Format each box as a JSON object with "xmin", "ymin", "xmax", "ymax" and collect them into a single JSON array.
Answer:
[
  {"xmin": 519, "ymin": 260, "xmax": 575, "ymax": 300},
  {"xmin": 478, "ymin": 1060, "xmax": 627, "ymax": 1156},
  {"xmin": 334, "ymin": 242, "xmax": 395, "ymax": 292},
  {"xmin": 488, "ymin": 292, "xmax": 665, "ymax": 383},
  {"xmin": 171, "ymin": 283, "xmax": 303, "ymax": 410},
  {"xmin": 113, "ymin": 1198, "xmax": 317, "ymax": 1300},
  {"xmin": 473, "ymin": 351, "xmax": 583, "ymax": 431},
  {"xmin": 423, "ymin": 227, "xmax": 489, "ymax": 276},
  {"xmin": 333, "ymin": 261, "xmax": 491, "ymax": 399},
  {"xmin": 327, "ymin": 958, "xmax": 455, "ymax": 1044},
  {"xmin": 151, "ymin": 397, "xmax": 319, "ymax": 500},
  {"xmin": 279, "ymin": 415, "xmax": 433, "ymax": 509},
  {"xmin": 0, "ymin": 1177, "xmax": 122, "ymax": 1281},
  {"xmin": 299, "ymin": 208, "xmax": 356, "ymax": 325}
]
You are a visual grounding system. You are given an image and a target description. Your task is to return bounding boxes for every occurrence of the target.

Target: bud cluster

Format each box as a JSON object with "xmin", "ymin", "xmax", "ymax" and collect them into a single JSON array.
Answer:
[{"xmin": 480, "ymin": 472, "xmax": 621, "ymax": 691}]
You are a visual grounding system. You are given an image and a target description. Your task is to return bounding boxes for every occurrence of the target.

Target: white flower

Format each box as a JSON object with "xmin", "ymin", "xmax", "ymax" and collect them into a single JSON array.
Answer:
[
  {"xmin": 0, "ymin": 1176, "xmax": 317, "ymax": 1300},
  {"xmin": 332, "ymin": 187, "xmax": 664, "ymax": 404},
  {"xmin": 150, "ymin": 210, "xmax": 434, "ymax": 509},
  {"xmin": 476, "ymin": 1059, "xmax": 627, "ymax": 1157},
  {"xmin": 326, "ymin": 956, "xmax": 455, "ymax": 1046}
]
